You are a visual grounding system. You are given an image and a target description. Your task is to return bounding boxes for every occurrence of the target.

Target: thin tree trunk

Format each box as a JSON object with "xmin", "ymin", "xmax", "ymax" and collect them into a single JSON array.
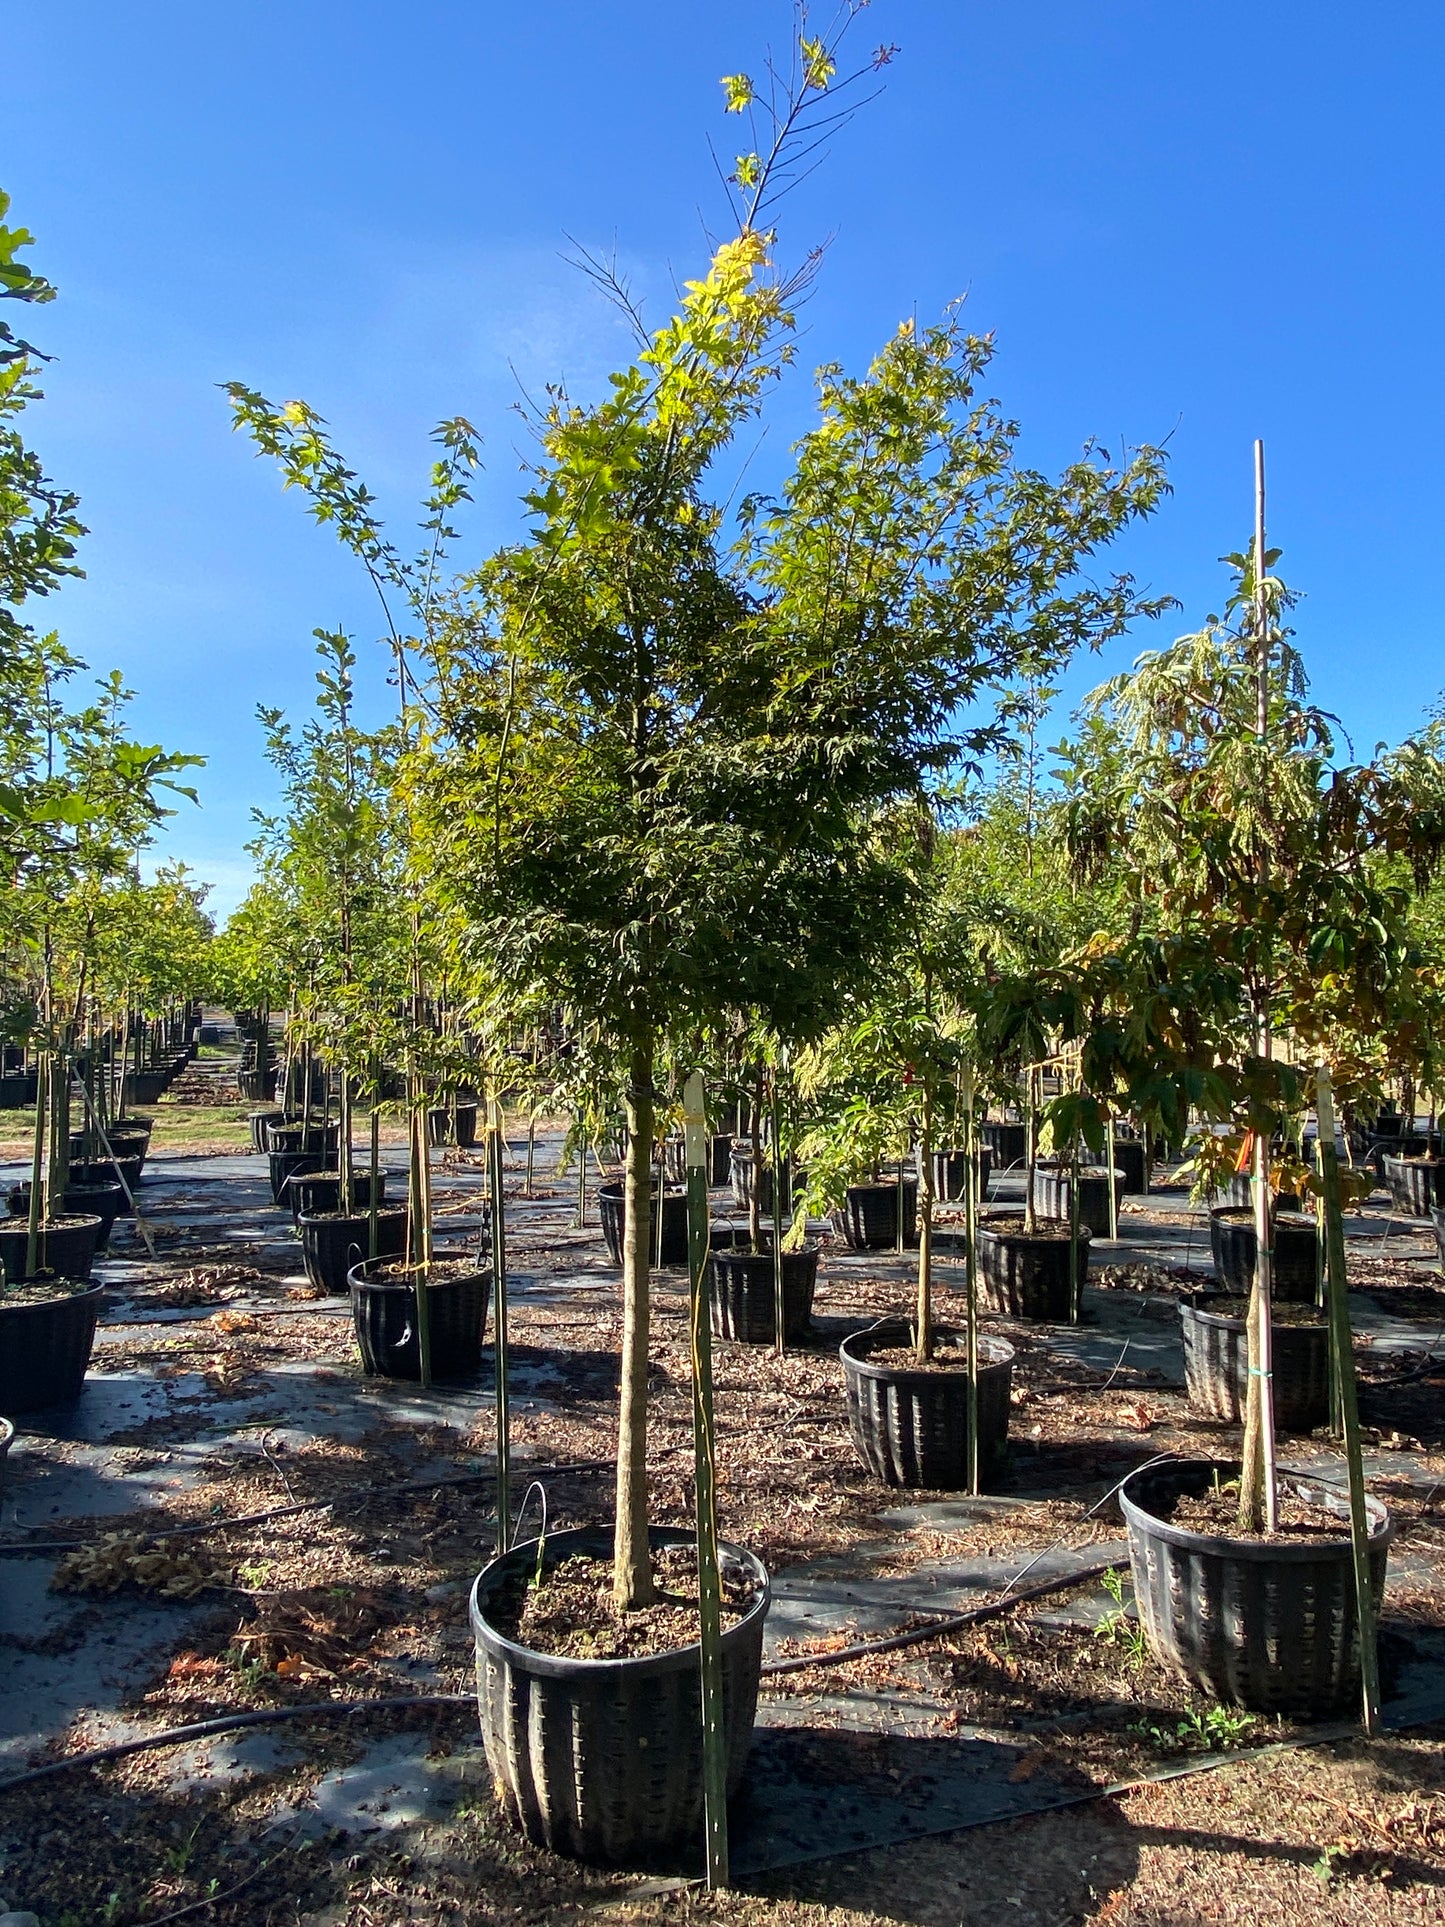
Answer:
[
  {"xmin": 615, "ymin": 1025, "xmax": 657, "ymax": 1610},
  {"xmin": 915, "ymin": 1078, "xmax": 935, "ymax": 1364}
]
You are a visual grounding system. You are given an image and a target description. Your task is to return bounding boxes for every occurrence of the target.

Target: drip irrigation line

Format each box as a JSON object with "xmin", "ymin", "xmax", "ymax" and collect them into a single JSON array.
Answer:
[
  {"xmin": 0, "ymin": 1693, "xmax": 475, "ymax": 1795},
  {"xmin": 759, "ymin": 1557, "xmax": 1125, "ymax": 1677}
]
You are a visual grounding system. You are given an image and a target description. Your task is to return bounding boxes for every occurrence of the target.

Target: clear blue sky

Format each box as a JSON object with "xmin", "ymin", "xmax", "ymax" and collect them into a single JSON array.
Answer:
[{"xmin": 10, "ymin": 1, "xmax": 1445, "ymax": 918}]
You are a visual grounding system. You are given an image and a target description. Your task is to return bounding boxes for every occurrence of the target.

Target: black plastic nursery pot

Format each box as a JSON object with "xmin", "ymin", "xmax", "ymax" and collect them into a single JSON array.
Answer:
[
  {"xmin": 470, "ymin": 1523, "xmax": 770, "ymax": 1865},
  {"xmin": 268, "ymin": 1148, "xmax": 328, "ymax": 1207},
  {"xmin": 69, "ymin": 1156, "xmax": 143, "ymax": 1213},
  {"xmin": 7, "ymin": 1179, "xmax": 124, "ymax": 1254},
  {"xmin": 0, "ymin": 1416, "xmax": 12, "ymax": 1500},
  {"xmin": 0, "ymin": 1281, "xmax": 107, "ymax": 1413},
  {"xmin": 980, "ymin": 1118, "xmax": 1027, "ymax": 1169},
  {"xmin": 248, "ymin": 1107, "xmax": 286, "ymax": 1154},
  {"xmin": 1434, "ymin": 1208, "xmax": 1445, "ymax": 1273},
  {"xmin": 1209, "ymin": 1207, "xmax": 1318, "ymax": 1303},
  {"xmin": 930, "ymin": 1147, "xmax": 993, "ymax": 1203},
  {"xmin": 123, "ymin": 1070, "xmax": 168, "ymax": 1107},
  {"xmin": 1218, "ymin": 1174, "xmax": 1302, "ymax": 1212},
  {"xmin": 299, "ymin": 1205, "xmax": 409, "ymax": 1295},
  {"xmin": 841, "ymin": 1321, "xmax": 1015, "ymax": 1490},
  {"xmin": 1119, "ymin": 1457, "xmax": 1392, "ymax": 1717},
  {"xmin": 976, "ymin": 1216, "xmax": 1089, "ymax": 1321},
  {"xmin": 265, "ymin": 1119, "xmax": 340, "ymax": 1157},
  {"xmin": 1110, "ymin": 1137, "xmax": 1148, "ymax": 1195},
  {"xmin": 349, "ymin": 1256, "xmax": 491, "ymax": 1380},
  {"xmin": 1178, "ymin": 1292, "xmax": 1330, "ymax": 1432},
  {"xmin": 1382, "ymin": 1154, "xmax": 1445, "ymax": 1219},
  {"xmin": 0, "ymin": 1212, "xmax": 103, "ymax": 1286},
  {"xmin": 727, "ymin": 1148, "xmax": 797, "ymax": 1217},
  {"xmin": 832, "ymin": 1179, "xmax": 919, "ymax": 1251},
  {"xmin": 284, "ymin": 1167, "xmax": 388, "ymax": 1226},
  {"xmin": 708, "ymin": 1242, "xmax": 820, "ymax": 1345},
  {"xmin": 665, "ymin": 1132, "xmax": 734, "ymax": 1188},
  {"xmin": 597, "ymin": 1181, "xmax": 689, "ymax": 1269},
  {"xmin": 1031, "ymin": 1162, "xmax": 1126, "ymax": 1238}
]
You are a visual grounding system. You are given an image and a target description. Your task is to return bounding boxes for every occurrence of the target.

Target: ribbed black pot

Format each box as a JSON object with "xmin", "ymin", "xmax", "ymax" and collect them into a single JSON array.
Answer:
[
  {"xmin": 665, "ymin": 1133, "xmax": 734, "ymax": 1188},
  {"xmin": 0, "ymin": 1416, "xmax": 12, "ymax": 1500},
  {"xmin": 1120, "ymin": 1458, "xmax": 1392, "ymax": 1717},
  {"xmin": 1218, "ymin": 1174, "xmax": 1301, "ymax": 1212},
  {"xmin": 265, "ymin": 1120, "xmax": 340, "ymax": 1156},
  {"xmin": 833, "ymin": 1180, "xmax": 919, "ymax": 1251},
  {"xmin": 349, "ymin": 1256, "xmax": 491, "ymax": 1380},
  {"xmin": 284, "ymin": 1167, "xmax": 388, "ymax": 1225},
  {"xmin": 123, "ymin": 1070, "xmax": 168, "ymax": 1107},
  {"xmin": 1434, "ymin": 1208, "xmax": 1445, "ymax": 1272},
  {"xmin": 727, "ymin": 1148, "xmax": 796, "ymax": 1217},
  {"xmin": 238, "ymin": 1069, "xmax": 274, "ymax": 1101},
  {"xmin": 841, "ymin": 1322, "xmax": 1015, "ymax": 1489},
  {"xmin": 980, "ymin": 1118, "xmax": 1027, "ymax": 1168},
  {"xmin": 426, "ymin": 1101, "xmax": 479, "ymax": 1148},
  {"xmin": 268, "ymin": 1147, "xmax": 328, "ymax": 1207},
  {"xmin": 1031, "ymin": 1163, "xmax": 1125, "ymax": 1238},
  {"xmin": 1111, "ymin": 1137, "xmax": 1148, "ymax": 1195},
  {"xmin": 470, "ymin": 1523, "xmax": 769, "ymax": 1864},
  {"xmin": 708, "ymin": 1243, "xmax": 819, "ymax": 1345},
  {"xmin": 69, "ymin": 1156, "xmax": 142, "ymax": 1212},
  {"xmin": 1209, "ymin": 1207, "xmax": 1318, "ymax": 1303},
  {"xmin": 976, "ymin": 1217, "xmax": 1089, "ymax": 1321},
  {"xmin": 930, "ymin": 1147, "xmax": 993, "ymax": 1203},
  {"xmin": 248, "ymin": 1107, "xmax": 286, "ymax": 1153},
  {"xmin": 299, "ymin": 1205, "xmax": 409, "ymax": 1294},
  {"xmin": 1382, "ymin": 1155, "xmax": 1445, "ymax": 1219},
  {"xmin": 7, "ymin": 1180, "xmax": 124, "ymax": 1254},
  {"xmin": 0, "ymin": 1071, "xmax": 38, "ymax": 1107},
  {"xmin": 1179, "ymin": 1293, "xmax": 1330, "ymax": 1432},
  {"xmin": 0, "ymin": 1282, "xmax": 106, "ymax": 1412},
  {"xmin": 0, "ymin": 1213, "xmax": 103, "ymax": 1286},
  {"xmin": 597, "ymin": 1182, "xmax": 689, "ymax": 1268}
]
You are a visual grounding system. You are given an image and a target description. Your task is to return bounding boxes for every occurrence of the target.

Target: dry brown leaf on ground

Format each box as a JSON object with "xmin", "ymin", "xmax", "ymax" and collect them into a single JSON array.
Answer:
[{"xmin": 52, "ymin": 1533, "xmax": 227, "ymax": 1599}]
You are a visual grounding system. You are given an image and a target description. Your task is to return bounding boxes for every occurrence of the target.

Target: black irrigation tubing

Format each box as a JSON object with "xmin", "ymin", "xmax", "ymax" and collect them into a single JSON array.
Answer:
[
  {"xmin": 759, "ymin": 1558, "xmax": 1126, "ymax": 1677},
  {"xmin": 0, "ymin": 1563, "xmax": 1128, "ymax": 1796},
  {"xmin": 0, "ymin": 1693, "xmax": 476, "ymax": 1795}
]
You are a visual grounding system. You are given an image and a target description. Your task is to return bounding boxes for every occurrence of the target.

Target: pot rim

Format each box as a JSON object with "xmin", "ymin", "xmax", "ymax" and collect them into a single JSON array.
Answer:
[
  {"xmin": 839, "ymin": 1319, "xmax": 1015, "ymax": 1382},
  {"xmin": 0, "ymin": 1212, "xmax": 104, "ymax": 1234},
  {"xmin": 1119, "ymin": 1455, "xmax": 1392, "ymax": 1561},
  {"xmin": 1209, "ymin": 1205, "xmax": 1316, "ymax": 1230},
  {"xmin": 347, "ymin": 1256, "xmax": 489, "ymax": 1294},
  {"xmin": 469, "ymin": 1522, "xmax": 770, "ymax": 1680},
  {"xmin": 1179, "ymin": 1291, "xmax": 1326, "ymax": 1332},
  {"xmin": 0, "ymin": 1279, "xmax": 107, "ymax": 1311},
  {"xmin": 299, "ymin": 1203, "xmax": 408, "ymax": 1229},
  {"xmin": 976, "ymin": 1215, "xmax": 1091, "ymax": 1247}
]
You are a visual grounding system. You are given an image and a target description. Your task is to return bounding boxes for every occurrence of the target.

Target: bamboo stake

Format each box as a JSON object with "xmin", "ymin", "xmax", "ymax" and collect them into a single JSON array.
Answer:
[
  {"xmin": 962, "ymin": 1065, "xmax": 980, "ymax": 1496},
  {"xmin": 490, "ymin": 1096, "xmax": 511, "ymax": 1555},
  {"xmin": 771, "ymin": 1070, "xmax": 786, "ymax": 1357},
  {"xmin": 683, "ymin": 1071, "xmax": 728, "ymax": 1890},
  {"xmin": 1315, "ymin": 1065, "xmax": 1382, "ymax": 1732}
]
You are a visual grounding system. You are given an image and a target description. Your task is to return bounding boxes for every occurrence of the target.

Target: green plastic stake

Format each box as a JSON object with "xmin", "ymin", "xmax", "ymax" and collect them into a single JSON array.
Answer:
[
  {"xmin": 1315, "ymin": 1066, "xmax": 1381, "ymax": 1734},
  {"xmin": 490, "ymin": 1099, "xmax": 512, "ymax": 1555},
  {"xmin": 771, "ymin": 1073, "xmax": 786, "ymax": 1357},
  {"xmin": 684, "ymin": 1071, "xmax": 729, "ymax": 1890}
]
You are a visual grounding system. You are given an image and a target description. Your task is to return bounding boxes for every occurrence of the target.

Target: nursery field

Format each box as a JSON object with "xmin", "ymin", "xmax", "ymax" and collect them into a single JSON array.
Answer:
[{"xmin": 2, "ymin": 1089, "xmax": 1444, "ymax": 1926}]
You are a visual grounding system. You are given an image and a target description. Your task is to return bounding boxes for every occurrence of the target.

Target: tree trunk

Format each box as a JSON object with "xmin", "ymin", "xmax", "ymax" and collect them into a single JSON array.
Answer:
[
  {"xmin": 914, "ymin": 1079, "xmax": 935, "ymax": 1364},
  {"xmin": 615, "ymin": 1025, "xmax": 658, "ymax": 1610}
]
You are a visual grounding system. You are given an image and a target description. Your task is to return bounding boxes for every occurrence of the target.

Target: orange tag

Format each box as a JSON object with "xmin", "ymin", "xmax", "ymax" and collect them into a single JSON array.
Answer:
[{"xmin": 1234, "ymin": 1132, "xmax": 1254, "ymax": 1175}]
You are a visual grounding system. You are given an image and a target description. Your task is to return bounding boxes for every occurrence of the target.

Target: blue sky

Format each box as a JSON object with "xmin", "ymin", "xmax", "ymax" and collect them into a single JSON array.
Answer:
[{"xmin": 10, "ymin": 1, "xmax": 1445, "ymax": 918}]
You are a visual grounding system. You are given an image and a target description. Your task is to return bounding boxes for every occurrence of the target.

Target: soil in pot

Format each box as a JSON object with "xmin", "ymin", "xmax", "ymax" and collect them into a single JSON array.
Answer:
[
  {"xmin": 0, "ymin": 1278, "xmax": 107, "ymax": 1413},
  {"xmin": 1120, "ymin": 1457, "xmax": 1391, "ymax": 1717},
  {"xmin": 841, "ymin": 1321, "xmax": 1015, "ymax": 1489},
  {"xmin": 976, "ymin": 1215, "xmax": 1089, "ymax": 1321},
  {"xmin": 833, "ymin": 1179, "xmax": 919, "ymax": 1251},
  {"xmin": 349, "ymin": 1255, "xmax": 490, "ymax": 1380},
  {"xmin": 597, "ymin": 1181, "xmax": 689, "ymax": 1268},
  {"xmin": 0, "ymin": 1212, "xmax": 103, "ymax": 1285},
  {"xmin": 1179, "ymin": 1292, "xmax": 1329, "ymax": 1432},
  {"xmin": 7, "ymin": 1179, "xmax": 124, "ymax": 1253},
  {"xmin": 471, "ymin": 1522, "xmax": 769, "ymax": 1864},
  {"xmin": 299, "ymin": 1204, "xmax": 408, "ymax": 1294},
  {"xmin": 1210, "ymin": 1207, "xmax": 1318, "ymax": 1303},
  {"xmin": 708, "ymin": 1241, "xmax": 819, "ymax": 1345},
  {"xmin": 488, "ymin": 1540, "xmax": 759, "ymax": 1660}
]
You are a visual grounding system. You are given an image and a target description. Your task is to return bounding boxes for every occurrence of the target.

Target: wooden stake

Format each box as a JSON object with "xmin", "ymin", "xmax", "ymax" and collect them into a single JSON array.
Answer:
[{"xmin": 490, "ymin": 1096, "xmax": 511, "ymax": 1555}]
